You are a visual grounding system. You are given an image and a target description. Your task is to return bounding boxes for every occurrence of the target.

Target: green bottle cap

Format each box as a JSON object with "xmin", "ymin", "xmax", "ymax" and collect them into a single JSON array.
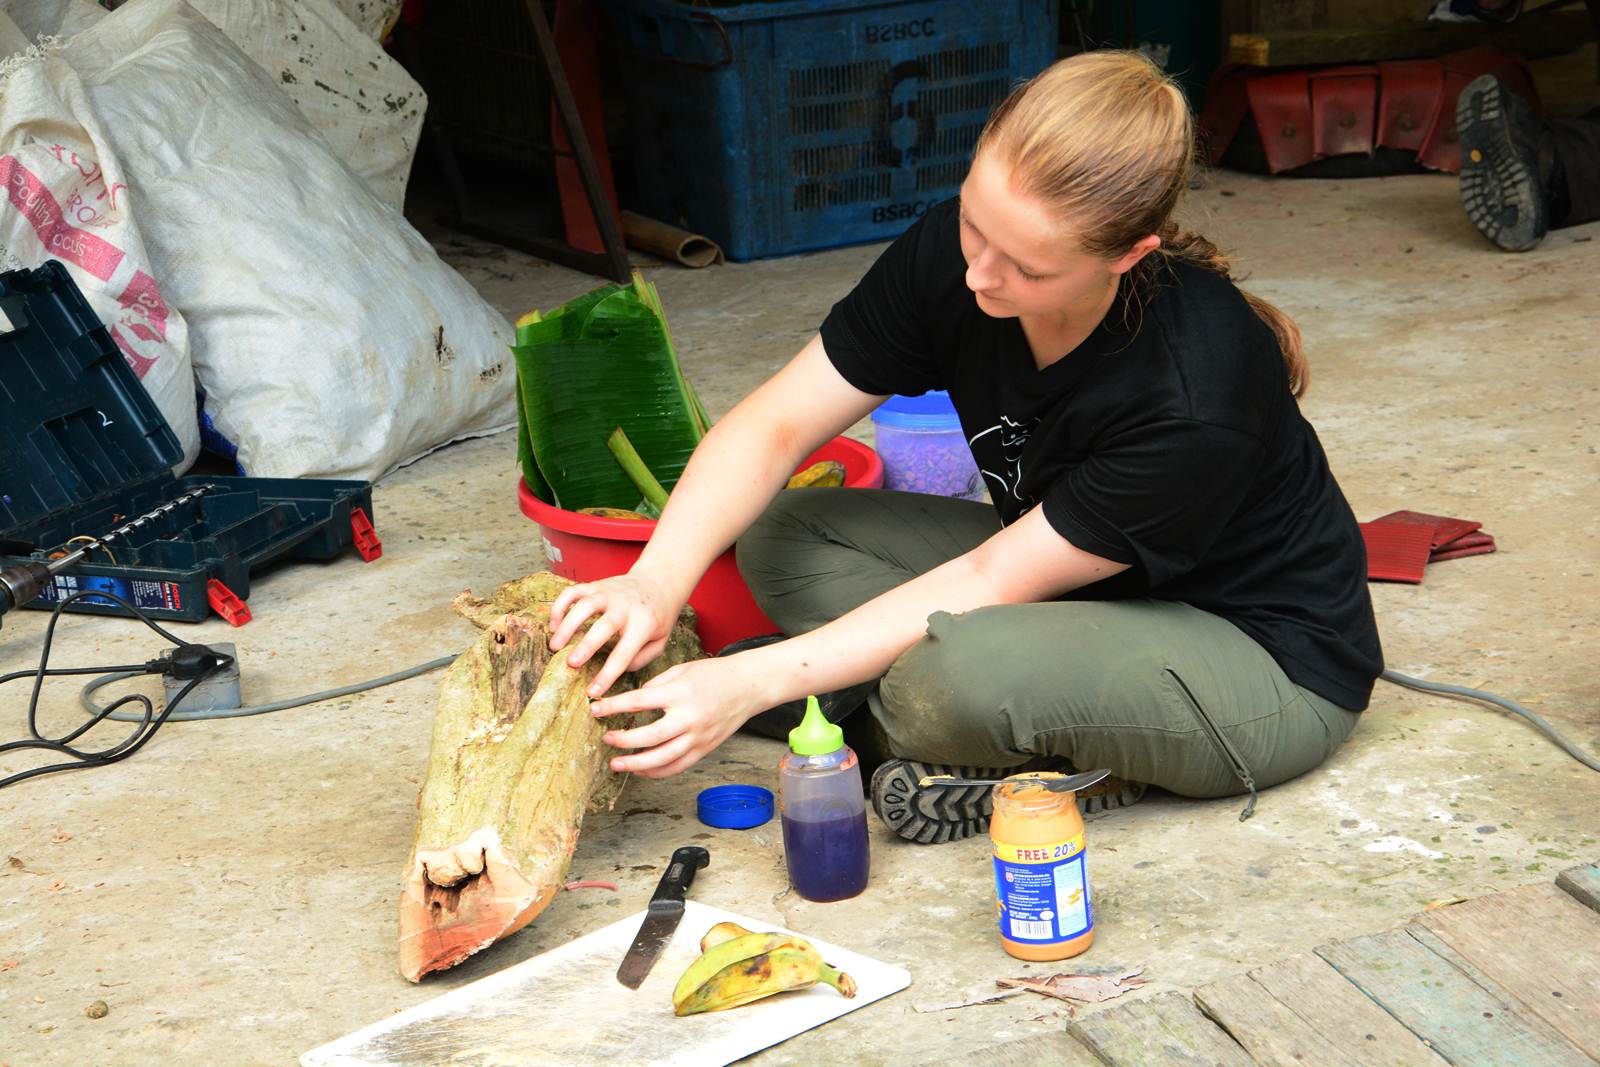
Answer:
[{"xmin": 788, "ymin": 695, "xmax": 845, "ymax": 756}]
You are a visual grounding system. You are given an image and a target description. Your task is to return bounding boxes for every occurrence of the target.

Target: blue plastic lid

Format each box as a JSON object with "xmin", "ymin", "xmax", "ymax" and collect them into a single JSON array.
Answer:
[
  {"xmin": 870, "ymin": 390, "xmax": 961, "ymax": 430},
  {"xmin": 697, "ymin": 785, "xmax": 775, "ymax": 829}
]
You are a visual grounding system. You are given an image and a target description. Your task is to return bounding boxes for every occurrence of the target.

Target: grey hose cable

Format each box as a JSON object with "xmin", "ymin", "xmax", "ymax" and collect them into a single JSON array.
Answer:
[
  {"xmin": 1382, "ymin": 669, "xmax": 1600, "ymax": 772},
  {"xmin": 84, "ymin": 654, "xmax": 460, "ymax": 722},
  {"xmin": 75, "ymin": 658, "xmax": 1600, "ymax": 770}
]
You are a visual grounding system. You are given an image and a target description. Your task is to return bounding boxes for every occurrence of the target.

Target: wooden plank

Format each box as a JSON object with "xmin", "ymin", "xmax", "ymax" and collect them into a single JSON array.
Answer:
[
  {"xmin": 1412, "ymin": 883, "xmax": 1600, "ymax": 1059},
  {"xmin": 1222, "ymin": 0, "xmax": 1329, "ymax": 35},
  {"xmin": 1404, "ymin": 924, "xmax": 1596, "ymax": 1065},
  {"xmin": 1316, "ymin": 928, "xmax": 1591, "ymax": 1067},
  {"xmin": 921, "ymin": 1032, "xmax": 1107, "ymax": 1067},
  {"xmin": 1220, "ymin": 0, "xmax": 1327, "ymax": 52},
  {"xmin": 1228, "ymin": 9, "xmax": 1594, "ymax": 67},
  {"xmin": 1557, "ymin": 863, "xmax": 1600, "ymax": 914},
  {"xmin": 1252, "ymin": 0, "xmax": 1328, "ymax": 31},
  {"xmin": 1194, "ymin": 973, "xmax": 1366, "ymax": 1067},
  {"xmin": 1221, "ymin": 0, "xmax": 1255, "ymax": 43},
  {"xmin": 1246, "ymin": 952, "xmax": 1451, "ymax": 1067},
  {"xmin": 1067, "ymin": 991, "xmax": 1256, "ymax": 1067}
]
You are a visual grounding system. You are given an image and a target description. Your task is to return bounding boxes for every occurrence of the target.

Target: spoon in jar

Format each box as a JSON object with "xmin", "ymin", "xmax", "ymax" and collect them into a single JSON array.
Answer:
[{"xmin": 917, "ymin": 768, "xmax": 1112, "ymax": 794}]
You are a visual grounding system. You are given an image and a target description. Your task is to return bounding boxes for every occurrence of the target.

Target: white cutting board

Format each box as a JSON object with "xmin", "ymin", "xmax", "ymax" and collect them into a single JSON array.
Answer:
[{"xmin": 301, "ymin": 901, "xmax": 911, "ymax": 1067}]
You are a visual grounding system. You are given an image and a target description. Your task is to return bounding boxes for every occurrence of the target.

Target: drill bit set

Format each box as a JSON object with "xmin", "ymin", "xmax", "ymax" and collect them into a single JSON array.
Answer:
[
  {"xmin": 0, "ymin": 486, "xmax": 215, "ymax": 625},
  {"xmin": 0, "ymin": 263, "xmax": 381, "ymax": 626}
]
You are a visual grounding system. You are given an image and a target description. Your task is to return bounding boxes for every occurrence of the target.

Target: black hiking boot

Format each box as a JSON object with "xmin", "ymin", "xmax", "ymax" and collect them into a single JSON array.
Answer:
[
  {"xmin": 1457, "ymin": 75, "xmax": 1557, "ymax": 252},
  {"xmin": 869, "ymin": 758, "xmax": 1148, "ymax": 844}
]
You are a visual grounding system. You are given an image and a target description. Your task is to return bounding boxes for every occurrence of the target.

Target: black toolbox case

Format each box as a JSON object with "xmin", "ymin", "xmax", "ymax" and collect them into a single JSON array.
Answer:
[{"xmin": 0, "ymin": 262, "xmax": 381, "ymax": 624}]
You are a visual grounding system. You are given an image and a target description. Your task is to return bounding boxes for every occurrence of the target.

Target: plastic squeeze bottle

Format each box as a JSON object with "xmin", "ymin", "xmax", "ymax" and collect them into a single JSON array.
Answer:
[
  {"xmin": 990, "ymin": 772, "xmax": 1095, "ymax": 960},
  {"xmin": 779, "ymin": 696, "xmax": 870, "ymax": 902}
]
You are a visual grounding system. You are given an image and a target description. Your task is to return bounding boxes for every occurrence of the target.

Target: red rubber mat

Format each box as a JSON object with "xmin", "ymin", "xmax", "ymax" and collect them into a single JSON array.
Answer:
[
  {"xmin": 1360, "ymin": 521, "xmax": 1436, "ymax": 583},
  {"xmin": 1372, "ymin": 510, "xmax": 1482, "ymax": 549},
  {"xmin": 1431, "ymin": 534, "xmax": 1497, "ymax": 563}
]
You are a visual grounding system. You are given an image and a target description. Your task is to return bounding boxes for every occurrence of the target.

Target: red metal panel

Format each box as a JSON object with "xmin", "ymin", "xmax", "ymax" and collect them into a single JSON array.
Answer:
[
  {"xmin": 1245, "ymin": 71, "xmax": 1315, "ymax": 173},
  {"xmin": 1442, "ymin": 46, "xmax": 1542, "ymax": 113},
  {"xmin": 1419, "ymin": 47, "xmax": 1542, "ymax": 173},
  {"xmin": 1376, "ymin": 59, "xmax": 1444, "ymax": 152},
  {"xmin": 1216, "ymin": 47, "xmax": 1538, "ymax": 177},
  {"xmin": 1418, "ymin": 68, "xmax": 1477, "ymax": 173},
  {"xmin": 1199, "ymin": 65, "xmax": 1254, "ymax": 166},
  {"xmin": 1310, "ymin": 66, "xmax": 1378, "ymax": 159}
]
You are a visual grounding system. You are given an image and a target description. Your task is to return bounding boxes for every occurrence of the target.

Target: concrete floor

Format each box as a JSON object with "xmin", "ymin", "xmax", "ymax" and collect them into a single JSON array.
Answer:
[{"xmin": 4, "ymin": 54, "xmax": 1600, "ymax": 1067}]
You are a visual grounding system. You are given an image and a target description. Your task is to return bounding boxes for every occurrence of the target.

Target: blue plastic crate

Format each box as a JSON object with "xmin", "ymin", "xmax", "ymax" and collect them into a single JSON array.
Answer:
[{"xmin": 602, "ymin": 0, "xmax": 1059, "ymax": 260}]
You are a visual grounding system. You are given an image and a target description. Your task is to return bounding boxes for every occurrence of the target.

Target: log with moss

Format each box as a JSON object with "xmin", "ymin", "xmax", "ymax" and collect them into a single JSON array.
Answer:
[{"xmin": 398, "ymin": 573, "xmax": 701, "ymax": 982}]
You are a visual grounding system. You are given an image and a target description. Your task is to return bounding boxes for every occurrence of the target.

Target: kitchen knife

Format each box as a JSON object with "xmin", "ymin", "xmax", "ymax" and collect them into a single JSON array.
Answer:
[{"xmin": 616, "ymin": 845, "xmax": 710, "ymax": 989}]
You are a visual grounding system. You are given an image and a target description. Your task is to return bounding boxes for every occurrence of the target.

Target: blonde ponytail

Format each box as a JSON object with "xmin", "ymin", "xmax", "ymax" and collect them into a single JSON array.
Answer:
[{"xmin": 978, "ymin": 52, "xmax": 1310, "ymax": 398}]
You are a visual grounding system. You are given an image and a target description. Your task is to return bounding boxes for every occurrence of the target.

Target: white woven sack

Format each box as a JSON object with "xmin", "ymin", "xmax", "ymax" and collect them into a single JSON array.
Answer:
[
  {"xmin": 0, "ymin": 21, "xmax": 201, "ymax": 470},
  {"xmin": 0, "ymin": 0, "xmax": 104, "ymax": 43},
  {"xmin": 184, "ymin": 0, "xmax": 425, "ymax": 210},
  {"xmin": 0, "ymin": 11, "xmax": 30, "ymax": 57},
  {"xmin": 3, "ymin": 0, "xmax": 423, "ymax": 211},
  {"xmin": 61, "ymin": 0, "xmax": 514, "ymax": 481},
  {"xmin": 330, "ymin": 0, "xmax": 401, "ymax": 40}
]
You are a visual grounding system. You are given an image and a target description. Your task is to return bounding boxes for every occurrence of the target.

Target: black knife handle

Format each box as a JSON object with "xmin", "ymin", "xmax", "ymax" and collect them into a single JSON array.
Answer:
[{"xmin": 648, "ymin": 846, "xmax": 709, "ymax": 910}]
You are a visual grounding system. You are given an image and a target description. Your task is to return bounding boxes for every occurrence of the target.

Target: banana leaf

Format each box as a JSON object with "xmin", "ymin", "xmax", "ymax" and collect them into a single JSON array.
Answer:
[
  {"xmin": 511, "ymin": 287, "xmax": 628, "ymax": 502},
  {"xmin": 511, "ymin": 272, "xmax": 704, "ymax": 511},
  {"xmin": 633, "ymin": 274, "xmax": 711, "ymax": 438},
  {"xmin": 513, "ymin": 310, "xmax": 554, "ymax": 502}
]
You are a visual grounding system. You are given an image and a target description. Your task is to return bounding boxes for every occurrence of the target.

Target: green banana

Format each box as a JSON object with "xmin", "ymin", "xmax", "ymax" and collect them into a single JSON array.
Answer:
[
  {"xmin": 673, "ymin": 932, "xmax": 791, "ymax": 1011},
  {"xmin": 698, "ymin": 921, "xmax": 754, "ymax": 954},
  {"xmin": 672, "ymin": 931, "xmax": 857, "ymax": 1016}
]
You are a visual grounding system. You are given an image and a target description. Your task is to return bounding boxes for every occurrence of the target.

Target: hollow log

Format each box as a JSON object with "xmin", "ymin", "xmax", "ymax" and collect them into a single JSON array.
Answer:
[{"xmin": 398, "ymin": 573, "xmax": 700, "ymax": 982}]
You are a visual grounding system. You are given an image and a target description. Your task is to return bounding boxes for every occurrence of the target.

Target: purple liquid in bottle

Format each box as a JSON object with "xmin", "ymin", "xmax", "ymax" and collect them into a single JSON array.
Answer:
[
  {"xmin": 781, "ymin": 697, "xmax": 871, "ymax": 902},
  {"xmin": 780, "ymin": 806, "xmax": 870, "ymax": 902}
]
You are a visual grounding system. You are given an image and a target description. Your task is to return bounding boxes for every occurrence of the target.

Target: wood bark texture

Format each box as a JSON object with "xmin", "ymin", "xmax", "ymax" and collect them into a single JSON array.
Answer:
[{"xmin": 398, "ymin": 573, "xmax": 700, "ymax": 981}]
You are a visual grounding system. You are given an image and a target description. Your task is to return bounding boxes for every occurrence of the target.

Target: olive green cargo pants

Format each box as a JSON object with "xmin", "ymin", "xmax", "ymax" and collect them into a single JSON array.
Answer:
[{"xmin": 736, "ymin": 489, "xmax": 1361, "ymax": 811}]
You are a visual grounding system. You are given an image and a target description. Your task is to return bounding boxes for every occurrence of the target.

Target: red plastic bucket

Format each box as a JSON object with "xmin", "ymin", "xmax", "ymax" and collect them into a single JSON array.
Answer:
[{"xmin": 518, "ymin": 436, "xmax": 883, "ymax": 654}]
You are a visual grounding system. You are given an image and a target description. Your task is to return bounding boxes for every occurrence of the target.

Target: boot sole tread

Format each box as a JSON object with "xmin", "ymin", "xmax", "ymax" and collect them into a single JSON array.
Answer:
[{"xmin": 1457, "ymin": 76, "xmax": 1546, "ymax": 252}]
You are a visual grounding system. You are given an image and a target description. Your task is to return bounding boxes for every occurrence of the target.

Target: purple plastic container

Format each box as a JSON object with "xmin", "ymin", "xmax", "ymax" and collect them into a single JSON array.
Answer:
[{"xmin": 870, "ymin": 391, "xmax": 984, "ymax": 501}]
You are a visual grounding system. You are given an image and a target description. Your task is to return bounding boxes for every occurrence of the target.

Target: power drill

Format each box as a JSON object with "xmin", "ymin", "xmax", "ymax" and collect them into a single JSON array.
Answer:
[
  {"xmin": 0, "ymin": 556, "xmax": 71, "ymax": 627},
  {"xmin": 0, "ymin": 486, "xmax": 213, "ymax": 627}
]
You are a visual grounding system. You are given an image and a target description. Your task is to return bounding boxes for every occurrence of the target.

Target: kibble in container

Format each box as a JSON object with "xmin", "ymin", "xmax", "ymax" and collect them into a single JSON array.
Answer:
[{"xmin": 870, "ymin": 391, "xmax": 985, "ymax": 501}]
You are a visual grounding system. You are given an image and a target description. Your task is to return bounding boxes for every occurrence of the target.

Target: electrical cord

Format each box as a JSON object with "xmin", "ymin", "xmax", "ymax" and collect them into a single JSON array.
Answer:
[
  {"xmin": 1382, "ymin": 669, "xmax": 1600, "ymax": 772},
  {"xmin": 14, "ymin": 600, "xmax": 1594, "ymax": 786},
  {"xmin": 84, "ymin": 660, "xmax": 1599, "ymax": 772},
  {"xmin": 82, "ymin": 654, "xmax": 460, "ymax": 722},
  {"xmin": 0, "ymin": 590, "xmax": 230, "ymax": 790}
]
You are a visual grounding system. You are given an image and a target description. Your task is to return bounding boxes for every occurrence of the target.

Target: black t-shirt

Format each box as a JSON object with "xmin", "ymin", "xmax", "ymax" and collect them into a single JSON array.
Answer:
[{"xmin": 820, "ymin": 199, "xmax": 1382, "ymax": 710}]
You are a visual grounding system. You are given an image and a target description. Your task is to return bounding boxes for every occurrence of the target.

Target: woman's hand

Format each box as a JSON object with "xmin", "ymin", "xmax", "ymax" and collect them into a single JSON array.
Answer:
[
  {"xmin": 548, "ymin": 572, "xmax": 684, "ymax": 699},
  {"xmin": 589, "ymin": 656, "xmax": 771, "ymax": 778}
]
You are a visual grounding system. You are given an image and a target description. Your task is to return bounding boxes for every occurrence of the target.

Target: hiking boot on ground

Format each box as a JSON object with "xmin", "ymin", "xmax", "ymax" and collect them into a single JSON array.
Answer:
[
  {"xmin": 1457, "ymin": 75, "xmax": 1557, "ymax": 252},
  {"xmin": 869, "ymin": 758, "xmax": 1147, "ymax": 844}
]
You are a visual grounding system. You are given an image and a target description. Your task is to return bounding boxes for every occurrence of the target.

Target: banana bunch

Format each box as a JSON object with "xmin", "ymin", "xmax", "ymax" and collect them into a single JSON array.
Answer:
[{"xmin": 672, "ymin": 922, "xmax": 857, "ymax": 1016}]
